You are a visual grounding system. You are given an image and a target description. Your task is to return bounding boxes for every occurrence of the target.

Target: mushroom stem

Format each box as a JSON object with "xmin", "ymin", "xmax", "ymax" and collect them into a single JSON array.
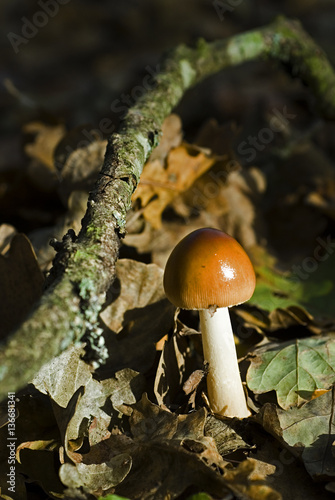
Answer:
[{"xmin": 199, "ymin": 307, "xmax": 251, "ymax": 418}]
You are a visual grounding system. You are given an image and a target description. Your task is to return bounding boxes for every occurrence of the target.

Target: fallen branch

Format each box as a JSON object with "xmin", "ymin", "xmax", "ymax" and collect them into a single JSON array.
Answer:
[{"xmin": 1, "ymin": 16, "xmax": 335, "ymax": 399}]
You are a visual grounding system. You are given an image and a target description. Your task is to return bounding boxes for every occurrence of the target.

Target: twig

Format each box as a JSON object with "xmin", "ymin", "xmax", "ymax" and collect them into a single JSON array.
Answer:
[{"xmin": 1, "ymin": 17, "xmax": 335, "ymax": 399}]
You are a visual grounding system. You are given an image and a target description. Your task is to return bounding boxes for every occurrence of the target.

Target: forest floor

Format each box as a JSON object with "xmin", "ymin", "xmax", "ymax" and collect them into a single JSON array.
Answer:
[{"xmin": 1, "ymin": 1, "xmax": 335, "ymax": 499}]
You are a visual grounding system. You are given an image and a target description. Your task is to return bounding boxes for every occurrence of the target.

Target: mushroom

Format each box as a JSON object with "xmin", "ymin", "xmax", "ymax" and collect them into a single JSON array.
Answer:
[{"xmin": 163, "ymin": 227, "xmax": 255, "ymax": 418}]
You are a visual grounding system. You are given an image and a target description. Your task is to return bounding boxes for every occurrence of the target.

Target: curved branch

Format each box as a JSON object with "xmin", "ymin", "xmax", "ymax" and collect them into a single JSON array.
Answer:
[{"xmin": 1, "ymin": 17, "xmax": 335, "ymax": 399}]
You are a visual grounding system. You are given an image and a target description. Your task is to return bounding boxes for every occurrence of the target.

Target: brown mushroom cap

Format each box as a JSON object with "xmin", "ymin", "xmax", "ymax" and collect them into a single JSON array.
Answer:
[{"xmin": 163, "ymin": 228, "xmax": 256, "ymax": 309}]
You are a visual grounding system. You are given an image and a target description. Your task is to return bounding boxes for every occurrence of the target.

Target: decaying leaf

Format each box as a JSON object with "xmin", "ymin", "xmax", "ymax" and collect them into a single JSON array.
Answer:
[
  {"xmin": 33, "ymin": 344, "xmax": 145, "ymax": 465},
  {"xmin": 0, "ymin": 233, "xmax": 44, "ymax": 338},
  {"xmin": 99, "ymin": 259, "xmax": 175, "ymax": 376},
  {"xmin": 32, "ymin": 345, "xmax": 91, "ymax": 408},
  {"xmin": 306, "ymin": 190, "xmax": 335, "ymax": 220},
  {"xmin": 247, "ymin": 334, "xmax": 335, "ymax": 409},
  {"xmin": 132, "ymin": 142, "xmax": 216, "ymax": 228},
  {"xmin": 154, "ymin": 332, "xmax": 197, "ymax": 409},
  {"xmin": 24, "ymin": 121, "xmax": 66, "ymax": 170},
  {"xmin": 179, "ymin": 162, "xmax": 266, "ymax": 251},
  {"xmin": 23, "ymin": 121, "xmax": 66, "ymax": 192},
  {"xmin": 124, "ymin": 219, "xmax": 212, "ymax": 267},
  {"xmin": 260, "ymin": 389, "xmax": 335, "ymax": 481},
  {"xmin": 263, "ymin": 140, "xmax": 335, "ymax": 262},
  {"xmin": 125, "ymin": 161, "xmax": 266, "ymax": 272},
  {"xmin": 101, "ymin": 259, "xmax": 168, "ymax": 333},
  {"xmin": 194, "ymin": 118, "xmax": 239, "ymax": 156},
  {"xmin": 46, "ymin": 394, "xmax": 232, "ymax": 499},
  {"xmin": 60, "ymin": 376, "xmax": 112, "ymax": 462},
  {"xmin": 217, "ymin": 168, "xmax": 266, "ymax": 250},
  {"xmin": 0, "ymin": 224, "xmax": 16, "ymax": 254},
  {"xmin": 149, "ymin": 114, "xmax": 183, "ymax": 163},
  {"xmin": 183, "ymin": 369, "xmax": 206, "ymax": 408},
  {"xmin": 204, "ymin": 415, "xmax": 251, "ymax": 457},
  {"xmin": 109, "ymin": 368, "xmax": 146, "ymax": 414},
  {"xmin": 16, "ymin": 439, "xmax": 58, "ymax": 463},
  {"xmin": 267, "ymin": 305, "xmax": 335, "ymax": 335},
  {"xmin": 111, "ymin": 395, "xmax": 229, "ymax": 500},
  {"xmin": 224, "ymin": 458, "xmax": 282, "ymax": 500},
  {"xmin": 55, "ymin": 130, "xmax": 107, "ymax": 203},
  {"xmin": 310, "ymin": 388, "xmax": 331, "ymax": 400},
  {"xmin": 59, "ymin": 454, "xmax": 132, "ymax": 493},
  {"xmin": 233, "ymin": 302, "xmax": 334, "ymax": 345}
]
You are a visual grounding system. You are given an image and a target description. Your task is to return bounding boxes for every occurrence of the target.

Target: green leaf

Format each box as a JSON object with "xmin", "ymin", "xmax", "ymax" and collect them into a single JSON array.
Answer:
[
  {"xmin": 99, "ymin": 495, "xmax": 131, "ymax": 500},
  {"xmin": 247, "ymin": 334, "xmax": 335, "ymax": 409},
  {"xmin": 249, "ymin": 244, "xmax": 335, "ymax": 319}
]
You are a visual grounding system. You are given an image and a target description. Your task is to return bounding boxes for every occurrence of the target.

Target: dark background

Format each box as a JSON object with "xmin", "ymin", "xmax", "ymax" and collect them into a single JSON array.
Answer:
[
  {"xmin": 1, "ymin": 0, "xmax": 335, "ymax": 242},
  {"xmin": 2, "ymin": 0, "xmax": 335, "ymax": 141}
]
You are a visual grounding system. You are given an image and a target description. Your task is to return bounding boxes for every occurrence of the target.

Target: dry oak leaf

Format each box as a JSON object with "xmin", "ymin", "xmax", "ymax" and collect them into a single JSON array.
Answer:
[
  {"xmin": 23, "ymin": 121, "xmax": 66, "ymax": 170},
  {"xmin": 132, "ymin": 142, "xmax": 216, "ymax": 228},
  {"xmin": 16, "ymin": 439, "xmax": 57, "ymax": 463},
  {"xmin": 57, "ymin": 135, "xmax": 107, "ymax": 204},
  {"xmin": 33, "ymin": 344, "xmax": 145, "ymax": 464},
  {"xmin": 149, "ymin": 113, "xmax": 183, "ymax": 163},
  {"xmin": 0, "ymin": 224, "xmax": 17, "ymax": 254},
  {"xmin": 55, "ymin": 395, "xmax": 229, "ymax": 499},
  {"xmin": 100, "ymin": 259, "xmax": 168, "ymax": 334},
  {"xmin": 23, "ymin": 121, "xmax": 66, "ymax": 192},
  {"xmin": 154, "ymin": 332, "xmax": 197, "ymax": 408},
  {"xmin": 224, "ymin": 458, "xmax": 282, "ymax": 500},
  {"xmin": 98, "ymin": 259, "xmax": 174, "ymax": 377},
  {"xmin": 205, "ymin": 415, "xmax": 252, "ymax": 457},
  {"xmin": 112, "ymin": 395, "xmax": 229, "ymax": 500},
  {"xmin": 59, "ymin": 454, "xmax": 132, "ymax": 494},
  {"xmin": 180, "ymin": 165, "xmax": 266, "ymax": 251}
]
